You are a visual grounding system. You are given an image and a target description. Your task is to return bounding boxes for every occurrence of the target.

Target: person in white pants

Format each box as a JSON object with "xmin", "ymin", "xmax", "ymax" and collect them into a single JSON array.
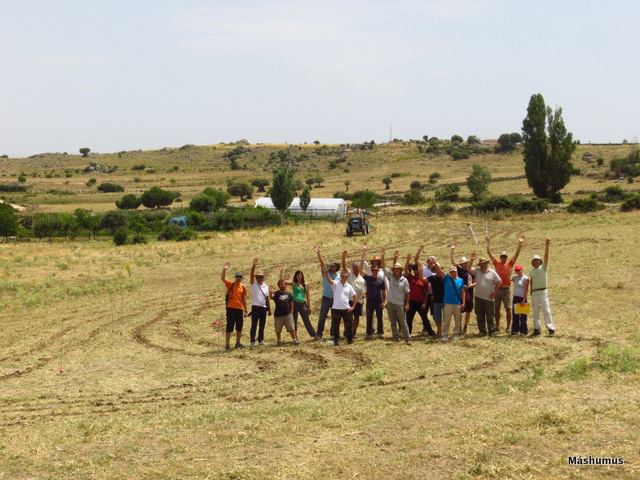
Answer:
[{"xmin": 528, "ymin": 238, "xmax": 555, "ymax": 336}]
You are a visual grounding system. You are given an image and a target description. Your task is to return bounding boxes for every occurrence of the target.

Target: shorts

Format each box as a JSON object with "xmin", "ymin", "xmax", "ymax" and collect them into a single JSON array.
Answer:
[
  {"xmin": 495, "ymin": 287, "xmax": 511, "ymax": 310},
  {"xmin": 349, "ymin": 301, "xmax": 363, "ymax": 317},
  {"xmin": 463, "ymin": 289, "xmax": 474, "ymax": 313},
  {"xmin": 226, "ymin": 308, "xmax": 244, "ymax": 333},
  {"xmin": 274, "ymin": 313, "xmax": 294, "ymax": 334}
]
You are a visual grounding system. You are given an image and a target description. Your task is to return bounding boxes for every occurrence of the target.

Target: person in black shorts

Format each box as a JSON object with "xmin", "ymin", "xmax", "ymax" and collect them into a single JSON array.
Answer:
[
  {"xmin": 221, "ymin": 262, "xmax": 248, "ymax": 352},
  {"xmin": 270, "ymin": 278, "xmax": 299, "ymax": 345}
]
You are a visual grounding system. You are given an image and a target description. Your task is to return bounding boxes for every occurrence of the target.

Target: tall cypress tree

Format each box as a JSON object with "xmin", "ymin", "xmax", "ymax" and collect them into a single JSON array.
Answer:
[
  {"xmin": 522, "ymin": 93, "xmax": 575, "ymax": 202},
  {"xmin": 271, "ymin": 164, "xmax": 295, "ymax": 224}
]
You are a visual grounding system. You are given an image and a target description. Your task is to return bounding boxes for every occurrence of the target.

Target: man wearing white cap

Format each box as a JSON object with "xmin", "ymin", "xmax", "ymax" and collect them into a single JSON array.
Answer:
[
  {"xmin": 381, "ymin": 251, "xmax": 411, "ymax": 343},
  {"xmin": 435, "ymin": 264, "xmax": 465, "ymax": 341},
  {"xmin": 529, "ymin": 238, "xmax": 555, "ymax": 336}
]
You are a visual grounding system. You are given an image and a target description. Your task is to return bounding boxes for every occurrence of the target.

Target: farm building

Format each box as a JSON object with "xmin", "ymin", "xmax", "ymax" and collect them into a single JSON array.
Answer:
[{"xmin": 255, "ymin": 197, "xmax": 347, "ymax": 217}]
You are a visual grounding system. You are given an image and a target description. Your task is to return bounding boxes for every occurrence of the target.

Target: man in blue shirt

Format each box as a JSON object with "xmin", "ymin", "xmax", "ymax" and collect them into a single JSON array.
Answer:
[
  {"xmin": 313, "ymin": 247, "xmax": 339, "ymax": 339},
  {"xmin": 436, "ymin": 264, "xmax": 465, "ymax": 341}
]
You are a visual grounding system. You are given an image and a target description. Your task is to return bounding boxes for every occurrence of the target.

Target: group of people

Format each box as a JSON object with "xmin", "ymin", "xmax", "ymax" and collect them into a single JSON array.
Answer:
[{"xmin": 220, "ymin": 235, "xmax": 556, "ymax": 351}]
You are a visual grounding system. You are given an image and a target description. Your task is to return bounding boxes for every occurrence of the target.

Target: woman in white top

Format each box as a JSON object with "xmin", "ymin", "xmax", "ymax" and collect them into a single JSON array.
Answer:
[{"xmin": 511, "ymin": 265, "xmax": 529, "ymax": 336}]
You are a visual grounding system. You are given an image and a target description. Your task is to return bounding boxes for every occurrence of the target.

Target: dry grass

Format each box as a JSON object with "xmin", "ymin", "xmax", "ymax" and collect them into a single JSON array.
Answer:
[{"xmin": 1, "ymin": 207, "xmax": 640, "ymax": 479}]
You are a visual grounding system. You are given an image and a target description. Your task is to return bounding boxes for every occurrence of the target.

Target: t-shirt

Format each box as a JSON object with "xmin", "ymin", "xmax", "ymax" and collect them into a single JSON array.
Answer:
[
  {"xmin": 472, "ymin": 268, "xmax": 502, "ymax": 301},
  {"xmin": 292, "ymin": 282, "xmax": 307, "ymax": 303},
  {"xmin": 456, "ymin": 266, "xmax": 474, "ymax": 295},
  {"xmin": 384, "ymin": 269, "xmax": 410, "ymax": 306},
  {"xmin": 407, "ymin": 275, "xmax": 428, "ymax": 303},
  {"xmin": 331, "ymin": 281, "xmax": 356, "ymax": 309},
  {"xmin": 224, "ymin": 279, "xmax": 246, "ymax": 310},
  {"xmin": 251, "ymin": 282, "xmax": 270, "ymax": 307},
  {"xmin": 494, "ymin": 260, "xmax": 515, "ymax": 287},
  {"xmin": 322, "ymin": 271, "xmax": 339, "ymax": 298},
  {"xmin": 442, "ymin": 274, "xmax": 464, "ymax": 305},
  {"xmin": 511, "ymin": 274, "xmax": 528, "ymax": 298},
  {"xmin": 363, "ymin": 274, "xmax": 386, "ymax": 303},
  {"xmin": 529, "ymin": 264, "xmax": 548, "ymax": 291},
  {"xmin": 422, "ymin": 265, "xmax": 436, "ymax": 279},
  {"xmin": 428, "ymin": 274, "xmax": 444, "ymax": 303},
  {"xmin": 272, "ymin": 290, "xmax": 293, "ymax": 316},
  {"xmin": 348, "ymin": 272, "xmax": 365, "ymax": 304}
]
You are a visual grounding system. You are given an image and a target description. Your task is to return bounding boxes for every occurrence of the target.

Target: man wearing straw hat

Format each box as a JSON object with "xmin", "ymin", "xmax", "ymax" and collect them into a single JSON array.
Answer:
[
  {"xmin": 249, "ymin": 258, "xmax": 272, "ymax": 346},
  {"xmin": 381, "ymin": 250, "xmax": 411, "ymax": 344},
  {"xmin": 529, "ymin": 238, "xmax": 555, "ymax": 336}
]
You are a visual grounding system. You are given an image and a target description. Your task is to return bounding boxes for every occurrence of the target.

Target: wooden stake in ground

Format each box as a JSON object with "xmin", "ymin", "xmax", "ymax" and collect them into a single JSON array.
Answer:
[{"xmin": 466, "ymin": 223, "xmax": 478, "ymax": 245}]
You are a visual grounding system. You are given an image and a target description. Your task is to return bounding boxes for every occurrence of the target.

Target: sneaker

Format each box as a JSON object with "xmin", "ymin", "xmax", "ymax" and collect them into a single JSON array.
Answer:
[
  {"xmin": 520, "ymin": 332, "xmax": 527, "ymax": 336},
  {"xmin": 377, "ymin": 333, "xmax": 384, "ymax": 339},
  {"xmin": 259, "ymin": 341, "xmax": 268, "ymax": 346},
  {"xmin": 511, "ymin": 332, "xmax": 518, "ymax": 336},
  {"xmin": 234, "ymin": 343, "xmax": 244, "ymax": 349},
  {"xmin": 326, "ymin": 339, "xmax": 335, "ymax": 346},
  {"xmin": 531, "ymin": 329, "xmax": 541, "ymax": 337},
  {"xmin": 347, "ymin": 339, "xmax": 353, "ymax": 345},
  {"xmin": 428, "ymin": 331, "xmax": 437, "ymax": 337},
  {"xmin": 440, "ymin": 337, "xmax": 448, "ymax": 342},
  {"xmin": 365, "ymin": 334, "xmax": 373, "ymax": 340},
  {"xmin": 548, "ymin": 329, "xmax": 555, "ymax": 336},
  {"xmin": 250, "ymin": 341, "xmax": 256, "ymax": 347},
  {"xmin": 452, "ymin": 335, "xmax": 461, "ymax": 341},
  {"xmin": 313, "ymin": 336, "xmax": 320, "ymax": 341},
  {"xmin": 225, "ymin": 346, "xmax": 231, "ymax": 352}
]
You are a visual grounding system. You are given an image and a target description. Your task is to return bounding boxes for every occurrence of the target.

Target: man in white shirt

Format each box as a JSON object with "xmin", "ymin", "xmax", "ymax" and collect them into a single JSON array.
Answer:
[
  {"xmin": 249, "ymin": 258, "xmax": 271, "ymax": 346},
  {"xmin": 342, "ymin": 249, "xmax": 365, "ymax": 337},
  {"xmin": 314, "ymin": 246, "xmax": 358, "ymax": 346},
  {"xmin": 381, "ymin": 250, "xmax": 411, "ymax": 344},
  {"xmin": 465, "ymin": 257, "xmax": 501, "ymax": 337}
]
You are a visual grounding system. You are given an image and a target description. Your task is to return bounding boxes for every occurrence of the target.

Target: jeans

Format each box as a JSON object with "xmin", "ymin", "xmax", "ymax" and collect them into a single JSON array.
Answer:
[
  {"xmin": 474, "ymin": 297, "xmax": 496, "ymax": 336},
  {"xmin": 293, "ymin": 301, "xmax": 317, "ymax": 338},
  {"xmin": 386, "ymin": 302, "xmax": 410, "ymax": 340},
  {"xmin": 330, "ymin": 309, "xmax": 353, "ymax": 344},
  {"xmin": 406, "ymin": 300, "xmax": 435, "ymax": 335},
  {"xmin": 511, "ymin": 296, "xmax": 528, "ymax": 334},
  {"xmin": 317, "ymin": 296, "xmax": 333, "ymax": 338},
  {"xmin": 365, "ymin": 300, "xmax": 384, "ymax": 335},
  {"xmin": 532, "ymin": 290, "xmax": 555, "ymax": 332},
  {"xmin": 250, "ymin": 306, "xmax": 268, "ymax": 342}
]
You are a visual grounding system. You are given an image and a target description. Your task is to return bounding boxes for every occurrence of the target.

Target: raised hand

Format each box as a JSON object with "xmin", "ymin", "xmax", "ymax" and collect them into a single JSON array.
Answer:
[
  {"xmin": 313, "ymin": 245, "xmax": 320, "ymax": 255},
  {"xmin": 406, "ymin": 254, "xmax": 412, "ymax": 262},
  {"xmin": 545, "ymin": 238, "xmax": 551, "ymax": 245},
  {"xmin": 362, "ymin": 244, "xmax": 368, "ymax": 252},
  {"xmin": 342, "ymin": 250, "xmax": 348, "ymax": 258},
  {"xmin": 223, "ymin": 262, "xmax": 230, "ymax": 270},
  {"xmin": 485, "ymin": 234, "xmax": 490, "ymax": 243},
  {"xmin": 252, "ymin": 257, "xmax": 259, "ymax": 265},
  {"xmin": 518, "ymin": 233, "xmax": 525, "ymax": 243},
  {"xmin": 394, "ymin": 249, "xmax": 400, "ymax": 257}
]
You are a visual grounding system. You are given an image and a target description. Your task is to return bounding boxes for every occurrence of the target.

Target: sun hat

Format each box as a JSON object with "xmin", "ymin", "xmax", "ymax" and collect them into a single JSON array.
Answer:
[
  {"xmin": 459, "ymin": 256, "xmax": 468, "ymax": 264},
  {"xmin": 234, "ymin": 272, "xmax": 243, "ymax": 278},
  {"xmin": 532, "ymin": 255, "xmax": 542, "ymax": 261},
  {"xmin": 478, "ymin": 257, "xmax": 489, "ymax": 264},
  {"xmin": 255, "ymin": 271, "xmax": 265, "ymax": 277},
  {"xmin": 392, "ymin": 263, "xmax": 403, "ymax": 269},
  {"xmin": 500, "ymin": 250, "xmax": 508, "ymax": 257}
]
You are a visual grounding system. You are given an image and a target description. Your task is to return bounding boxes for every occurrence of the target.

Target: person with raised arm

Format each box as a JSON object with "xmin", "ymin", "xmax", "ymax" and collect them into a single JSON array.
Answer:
[
  {"xmin": 465, "ymin": 256, "xmax": 502, "ymax": 337},
  {"xmin": 382, "ymin": 250, "xmax": 411, "ymax": 344},
  {"xmin": 313, "ymin": 246, "xmax": 339, "ymax": 340},
  {"xmin": 359, "ymin": 245, "xmax": 387, "ymax": 339},
  {"xmin": 249, "ymin": 258, "xmax": 271, "ymax": 346},
  {"xmin": 451, "ymin": 243, "xmax": 477, "ymax": 334},
  {"xmin": 270, "ymin": 269, "xmax": 299, "ymax": 346},
  {"xmin": 404, "ymin": 250, "xmax": 436, "ymax": 337},
  {"xmin": 435, "ymin": 262, "xmax": 465, "ymax": 341},
  {"xmin": 221, "ymin": 262, "xmax": 248, "ymax": 352},
  {"xmin": 313, "ymin": 246, "xmax": 357, "ymax": 346},
  {"xmin": 529, "ymin": 238, "xmax": 555, "ymax": 336},
  {"xmin": 486, "ymin": 233, "xmax": 524, "ymax": 332},
  {"xmin": 511, "ymin": 265, "xmax": 529, "ymax": 335},
  {"xmin": 342, "ymin": 249, "xmax": 365, "ymax": 338},
  {"xmin": 289, "ymin": 268, "xmax": 317, "ymax": 340}
]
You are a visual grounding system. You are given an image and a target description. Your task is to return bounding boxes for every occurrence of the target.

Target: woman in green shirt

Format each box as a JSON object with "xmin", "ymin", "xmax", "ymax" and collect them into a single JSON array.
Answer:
[{"xmin": 289, "ymin": 270, "xmax": 318, "ymax": 340}]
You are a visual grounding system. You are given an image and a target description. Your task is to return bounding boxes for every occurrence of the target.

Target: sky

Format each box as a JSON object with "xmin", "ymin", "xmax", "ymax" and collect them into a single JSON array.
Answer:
[{"xmin": 1, "ymin": 0, "xmax": 639, "ymax": 157}]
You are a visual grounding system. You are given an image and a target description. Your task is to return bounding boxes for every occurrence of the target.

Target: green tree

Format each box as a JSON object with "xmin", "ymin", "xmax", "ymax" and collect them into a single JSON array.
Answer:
[
  {"xmin": 382, "ymin": 176, "xmax": 392, "ymax": 190},
  {"xmin": 467, "ymin": 135, "xmax": 481, "ymax": 145},
  {"xmin": 190, "ymin": 194, "xmax": 217, "ymax": 213},
  {"xmin": 74, "ymin": 208, "xmax": 99, "ymax": 239},
  {"xmin": 299, "ymin": 186, "xmax": 311, "ymax": 213},
  {"xmin": 202, "ymin": 188, "xmax": 230, "ymax": 210},
  {"xmin": 312, "ymin": 175, "xmax": 324, "ymax": 187},
  {"xmin": 402, "ymin": 188, "xmax": 424, "ymax": 205},
  {"xmin": 466, "ymin": 164, "xmax": 492, "ymax": 201},
  {"xmin": 140, "ymin": 187, "xmax": 179, "ymax": 209},
  {"xmin": 115, "ymin": 194, "xmax": 142, "ymax": 210},
  {"xmin": 450, "ymin": 134, "xmax": 464, "ymax": 144},
  {"xmin": 522, "ymin": 93, "xmax": 575, "ymax": 202},
  {"xmin": 227, "ymin": 182, "xmax": 253, "ymax": 201},
  {"xmin": 79, "ymin": 147, "xmax": 91, "ymax": 157},
  {"xmin": 270, "ymin": 164, "xmax": 295, "ymax": 224},
  {"xmin": 305, "ymin": 177, "xmax": 315, "ymax": 188},
  {"xmin": 351, "ymin": 190, "xmax": 379, "ymax": 209},
  {"xmin": 100, "ymin": 211, "xmax": 127, "ymax": 234},
  {"xmin": 435, "ymin": 184, "xmax": 460, "ymax": 202},
  {"xmin": 0, "ymin": 203, "xmax": 18, "ymax": 240},
  {"xmin": 344, "ymin": 180, "xmax": 351, "ymax": 191},
  {"xmin": 251, "ymin": 178, "xmax": 270, "ymax": 193}
]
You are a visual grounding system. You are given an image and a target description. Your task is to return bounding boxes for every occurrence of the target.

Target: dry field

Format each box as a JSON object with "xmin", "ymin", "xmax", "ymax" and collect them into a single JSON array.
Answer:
[{"xmin": 1, "ymin": 207, "xmax": 640, "ymax": 479}]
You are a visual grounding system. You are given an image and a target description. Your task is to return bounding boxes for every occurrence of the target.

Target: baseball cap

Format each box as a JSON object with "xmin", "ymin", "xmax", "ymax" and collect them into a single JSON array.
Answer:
[
  {"xmin": 234, "ymin": 272, "xmax": 243, "ymax": 278},
  {"xmin": 515, "ymin": 265, "xmax": 523, "ymax": 271},
  {"xmin": 532, "ymin": 255, "xmax": 542, "ymax": 261},
  {"xmin": 500, "ymin": 250, "xmax": 508, "ymax": 257},
  {"xmin": 449, "ymin": 265, "xmax": 457, "ymax": 272}
]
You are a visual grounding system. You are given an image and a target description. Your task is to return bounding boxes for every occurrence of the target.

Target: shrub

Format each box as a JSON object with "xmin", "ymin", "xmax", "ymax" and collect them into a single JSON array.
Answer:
[
  {"xmin": 141, "ymin": 187, "xmax": 179, "ymax": 208},
  {"xmin": 202, "ymin": 206, "xmax": 279, "ymax": 231},
  {"xmin": 409, "ymin": 180, "xmax": 422, "ymax": 189},
  {"xmin": 567, "ymin": 198, "xmax": 605, "ymax": 213},
  {"xmin": 158, "ymin": 224, "xmax": 197, "ymax": 241},
  {"xmin": 190, "ymin": 194, "xmax": 217, "ymax": 213},
  {"xmin": 116, "ymin": 194, "xmax": 142, "ymax": 210},
  {"xmin": 428, "ymin": 172, "xmax": 441, "ymax": 184},
  {"xmin": 17, "ymin": 175, "xmax": 27, "ymax": 183},
  {"xmin": 250, "ymin": 178, "xmax": 270, "ymax": 192},
  {"xmin": 100, "ymin": 211, "xmax": 127, "ymax": 234},
  {"xmin": 402, "ymin": 188, "xmax": 424, "ymax": 205},
  {"xmin": 610, "ymin": 150, "xmax": 640, "ymax": 178},
  {"xmin": 471, "ymin": 195, "xmax": 549, "ymax": 213},
  {"xmin": 97, "ymin": 182, "xmax": 124, "ymax": 193},
  {"xmin": 427, "ymin": 201, "xmax": 455, "ymax": 215},
  {"xmin": 621, "ymin": 193, "xmax": 640, "ymax": 211},
  {"xmin": 131, "ymin": 164, "xmax": 146, "ymax": 171},
  {"xmin": 113, "ymin": 229, "xmax": 129, "ymax": 246},
  {"xmin": 466, "ymin": 164, "xmax": 492, "ymax": 201},
  {"xmin": 382, "ymin": 176, "xmax": 392, "ymax": 190},
  {"xmin": 32, "ymin": 213, "xmax": 79, "ymax": 240},
  {"xmin": 131, "ymin": 233, "xmax": 147, "ymax": 244},
  {"xmin": 596, "ymin": 158, "xmax": 604, "ymax": 166},
  {"xmin": 599, "ymin": 185, "xmax": 626, "ymax": 202},
  {"xmin": 0, "ymin": 183, "xmax": 27, "ymax": 192},
  {"xmin": 333, "ymin": 191, "xmax": 352, "ymax": 200},
  {"xmin": 202, "ymin": 188, "xmax": 230, "ymax": 210},
  {"xmin": 435, "ymin": 184, "xmax": 460, "ymax": 202},
  {"xmin": 351, "ymin": 190, "xmax": 379, "ymax": 209},
  {"xmin": 0, "ymin": 203, "xmax": 18, "ymax": 239},
  {"xmin": 86, "ymin": 178, "xmax": 97, "ymax": 186},
  {"xmin": 226, "ymin": 182, "xmax": 253, "ymax": 201}
]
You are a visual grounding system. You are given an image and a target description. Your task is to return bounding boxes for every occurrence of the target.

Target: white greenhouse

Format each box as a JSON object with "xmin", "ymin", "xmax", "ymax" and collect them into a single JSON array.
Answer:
[{"xmin": 255, "ymin": 197, "xmax": 347, "ymax": 218}]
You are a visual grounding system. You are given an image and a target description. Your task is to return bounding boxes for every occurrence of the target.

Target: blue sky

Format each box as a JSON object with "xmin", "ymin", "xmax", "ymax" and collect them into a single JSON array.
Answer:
[{"xmin": 1, "ymin": 0, "xmax": 639, "ymax": 157}]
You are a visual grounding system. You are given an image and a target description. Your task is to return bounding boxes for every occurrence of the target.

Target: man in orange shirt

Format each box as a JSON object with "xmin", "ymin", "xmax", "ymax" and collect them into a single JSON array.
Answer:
[
  {"xmin": 221, "ymin": 262, "xmax": 249, "ymax": 352},
  {"xmin": 486, "ymin": 233, "xmax": 524, "ymax": 333}
]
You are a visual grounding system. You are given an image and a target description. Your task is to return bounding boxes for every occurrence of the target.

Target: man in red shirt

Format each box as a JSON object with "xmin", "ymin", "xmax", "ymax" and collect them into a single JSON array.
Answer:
[
  {"xmin": 403, "ymin": 254, "xmax": 436, "ymax": 337},
  {"xmin": 486, "ymin": 234, "xmax": 524, "ymax": 333}
]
